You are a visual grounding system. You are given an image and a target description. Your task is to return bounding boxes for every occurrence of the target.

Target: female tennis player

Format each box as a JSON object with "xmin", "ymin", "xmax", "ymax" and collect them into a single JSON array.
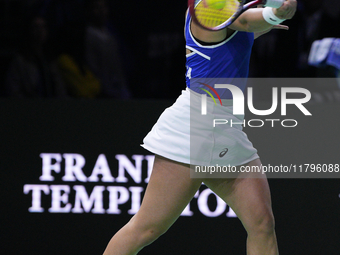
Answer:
[{"xmin": 103, "ymin": 1, "xmax": 297, "ymax": 254}]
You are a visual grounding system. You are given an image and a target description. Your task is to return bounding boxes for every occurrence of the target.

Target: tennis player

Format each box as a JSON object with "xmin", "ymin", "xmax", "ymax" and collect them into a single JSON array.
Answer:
[{"xmin": 103, "ymin": 1, "xmax": 297, "ymax": 254}]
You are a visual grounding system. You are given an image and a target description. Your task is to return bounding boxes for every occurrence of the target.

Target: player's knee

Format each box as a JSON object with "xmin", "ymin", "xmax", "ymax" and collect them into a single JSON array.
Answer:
[
  {"xmin": 248, "ymin": 211, "xmax": 275, "ymax": 235},
  {"xmin": 140, "ymin": 225, "xmax": 168, "ymax": 246},
  {"xmin": 128, "ymin": 216, "xmax": 168, "ymax": 247},
  {"xmin": 259, "ymin": 213, "xmax": 275, "ymax": 234}
]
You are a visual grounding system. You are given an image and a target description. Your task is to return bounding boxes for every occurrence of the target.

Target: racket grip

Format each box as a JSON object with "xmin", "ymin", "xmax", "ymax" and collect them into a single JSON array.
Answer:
[{"xmin": 264, "ymin": 0, "xmax": 285, "ymax": 8}]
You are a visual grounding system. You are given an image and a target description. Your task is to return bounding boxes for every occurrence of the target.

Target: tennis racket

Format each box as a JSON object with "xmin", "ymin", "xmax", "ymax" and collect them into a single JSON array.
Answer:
[{"xmin": 188, "ymin": 0, "xmax": 285, "ymax": 31}]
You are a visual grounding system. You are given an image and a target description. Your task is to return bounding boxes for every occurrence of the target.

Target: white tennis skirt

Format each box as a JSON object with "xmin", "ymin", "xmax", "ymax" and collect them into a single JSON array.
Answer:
[{"xmin": 141, "ymin": 88, "xmax": 259, "ymax": 166}]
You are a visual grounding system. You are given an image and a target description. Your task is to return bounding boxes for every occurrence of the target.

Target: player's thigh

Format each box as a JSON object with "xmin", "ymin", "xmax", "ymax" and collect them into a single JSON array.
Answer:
[
  {"xmin": 203, "ymin": 159, "xmax": 274, "ymax": 231},
  {"xmin": 132, "ymin": 155, "xmax": 202, "ymax": 232}
]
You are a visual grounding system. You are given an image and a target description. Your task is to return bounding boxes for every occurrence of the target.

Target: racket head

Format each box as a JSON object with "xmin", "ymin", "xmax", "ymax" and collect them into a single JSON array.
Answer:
[{"xmin": 188, "ymin": 0, "xmax": 245, "ymax": 31}]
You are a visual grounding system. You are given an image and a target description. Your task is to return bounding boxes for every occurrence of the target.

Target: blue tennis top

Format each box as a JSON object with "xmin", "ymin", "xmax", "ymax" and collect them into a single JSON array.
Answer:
[{"xmin": 185, "ymin": 11, "xmax": 254, "ymax": 99}]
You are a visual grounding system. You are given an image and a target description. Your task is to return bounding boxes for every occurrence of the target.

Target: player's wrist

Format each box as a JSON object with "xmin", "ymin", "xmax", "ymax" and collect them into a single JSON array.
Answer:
[
  {"xmin": 262, "ymin": 7, "xmax": 286, "ymax": 25},
  {"xmin": 272, "ymin": 7, "xmax": 287, "ymax": 19}
]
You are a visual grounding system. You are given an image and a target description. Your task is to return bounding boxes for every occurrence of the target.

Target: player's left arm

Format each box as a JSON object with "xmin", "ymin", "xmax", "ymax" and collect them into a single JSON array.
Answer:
[{"xmin": 229, "ymin": 0, "xmax": 297, "ymax": 33}]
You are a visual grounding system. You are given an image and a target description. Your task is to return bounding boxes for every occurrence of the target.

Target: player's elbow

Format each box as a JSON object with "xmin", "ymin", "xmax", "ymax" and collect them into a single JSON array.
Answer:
[
  {"xmin": 232, "ymin": 19, "xmax": 255, "ymax": 33},
  {"xmin": 243, "ymin": 21, "xmax": 253, "ymax": 33},
  {"xmin": 241, "ymin": 22, "xmax": 255, "ymax": 33},
  {"xmin": 241, "ymin": 19, "xmax": 262, "ymax": 33},
  {"xmin": 234, "ymin": 9, "xmax": 269, "ymax": 33}
]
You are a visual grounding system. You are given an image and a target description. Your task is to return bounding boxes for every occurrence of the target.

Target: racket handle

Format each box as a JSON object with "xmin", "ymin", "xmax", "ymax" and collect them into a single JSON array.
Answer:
[{"xmin": 264, "ymin": 0, "xmax": 285, "ymax": 8}]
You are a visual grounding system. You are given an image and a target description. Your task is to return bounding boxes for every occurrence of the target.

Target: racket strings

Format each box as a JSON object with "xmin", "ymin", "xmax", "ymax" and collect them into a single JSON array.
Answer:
[{"xmin": 195, "ymin": 0, "xmax": 241, "ymax": 28}]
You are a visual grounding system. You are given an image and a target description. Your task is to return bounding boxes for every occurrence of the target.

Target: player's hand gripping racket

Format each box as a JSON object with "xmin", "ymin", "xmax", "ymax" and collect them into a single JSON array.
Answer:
[{"xmin": 188, "ymin": 0, "xmax": 285, "ymax": 30}]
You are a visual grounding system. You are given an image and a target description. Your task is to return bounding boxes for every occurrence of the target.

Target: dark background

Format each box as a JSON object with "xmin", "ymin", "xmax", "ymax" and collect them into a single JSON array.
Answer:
[{"xmin": 0, "ymin": 0, "xmax": 340, "ymax": 99}]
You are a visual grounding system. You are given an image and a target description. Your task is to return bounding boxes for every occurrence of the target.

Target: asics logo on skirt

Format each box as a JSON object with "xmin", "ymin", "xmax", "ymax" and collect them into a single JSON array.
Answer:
[{"xmin": 219, "ymin": 148, "xmax": 229, "ymax": 158}]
